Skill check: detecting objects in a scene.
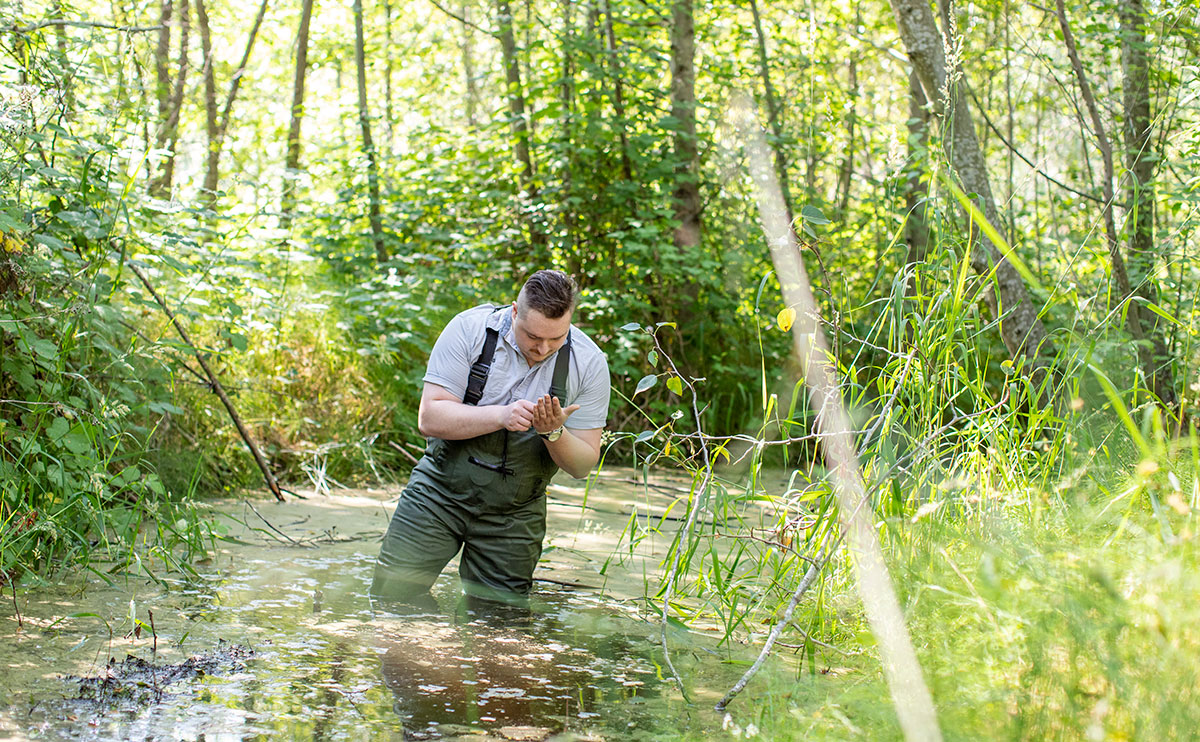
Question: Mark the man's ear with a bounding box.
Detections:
[511,301,519,318]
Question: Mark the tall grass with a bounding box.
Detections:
[603,153,1199,736]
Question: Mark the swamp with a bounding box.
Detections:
[2,0,1200,739]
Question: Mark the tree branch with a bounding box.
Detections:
[964,83,1117,207]
[13,20,161,34]
[427,0,493,36]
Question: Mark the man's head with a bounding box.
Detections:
[511,270,578,365]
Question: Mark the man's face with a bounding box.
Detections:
[511,302,572,365]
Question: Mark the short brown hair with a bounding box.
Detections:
[517,270,578,319]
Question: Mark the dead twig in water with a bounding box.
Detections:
[242,500,304,546]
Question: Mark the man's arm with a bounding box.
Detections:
[531,395,601,479]
[418,383,538,440]
[544,427,602,479]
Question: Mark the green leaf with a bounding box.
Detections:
[34,233,67,251]
[635,430,655,443]
[148,400,185,415]
[647,350,658,367]
[634,374,658,396]
[620,322,642,332]
[800,204,830,225]
[47,416,70,441]
[26,336,58,361]
[667,376,683,395]
[229,332,248,352]
[63,427,93,456]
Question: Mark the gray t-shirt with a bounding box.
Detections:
[423,304,611,430]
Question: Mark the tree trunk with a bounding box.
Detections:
[150,0,188,198]
[152,0,172,173]
[199,0,269,205]
[281,0,315,226]
[1054,0,1175,410]
[601,0,633,181]
[495,0,546,254]
[1120,0,1177,408]
[459,1,480,128]
[889,0,1054,372]
[836,57,858,216]
[903,69,930,302]
[383,0,395,148]
[51,1,73,113]
[560,0,577,259]
[748,0,791,220]
[670,0,700,253]
[196,0,218,199]
[353,0,387,263]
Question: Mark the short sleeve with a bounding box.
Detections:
[566,348,610,430]
[422,310,479,399]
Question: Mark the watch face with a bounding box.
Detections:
[543,428,562,441]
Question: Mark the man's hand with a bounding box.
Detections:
[532,394,581,434]
[498,399,538,431]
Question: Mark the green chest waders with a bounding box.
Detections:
[371,310,571,606]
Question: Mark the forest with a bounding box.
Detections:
[1,0,1199,738]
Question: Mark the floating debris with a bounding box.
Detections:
[66,642,254,706]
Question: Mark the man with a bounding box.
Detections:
[371,270,610,607]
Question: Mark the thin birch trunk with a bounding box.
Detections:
[1054,0,1173,409]
[460,1,480,128]
[903,69,930,302]
[1119,0,1177,408]
[281,0,315,226]
[560,0,578,261]
[199,0,269,204]
[670,0,700,253]
[836,57,858,215]
[150,0,188,198]
[496,0,546,252]
[353,0,387,263]
[383,0,395,148]
[748,0,791,219]
[601,0,632,181]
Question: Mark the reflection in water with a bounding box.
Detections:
[377,590,660,739]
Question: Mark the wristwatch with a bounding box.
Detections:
[539,425,564,442]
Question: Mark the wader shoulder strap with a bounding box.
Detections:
[550,331,572,407]
[463,326,500,406]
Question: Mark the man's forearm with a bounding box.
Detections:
[544,430,599,479]
[418,398,504,440]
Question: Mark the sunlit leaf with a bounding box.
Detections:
[634,374,657,396]
[777,307,796,332]
[667,376,683,395]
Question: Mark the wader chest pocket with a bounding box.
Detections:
[467,456,512,484]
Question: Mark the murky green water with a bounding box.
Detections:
[2,471,748,741]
